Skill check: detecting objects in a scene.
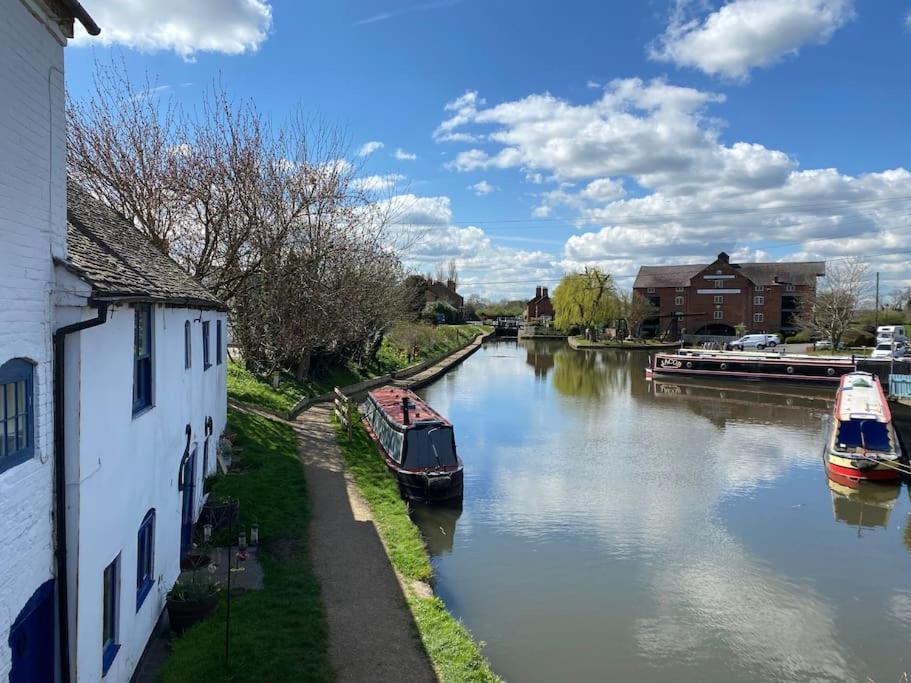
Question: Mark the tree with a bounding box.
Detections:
[552,268,619,331]
[793,259,870,349]
[402,275,429,321]
[618,291,657,338]
[447,259,459,288]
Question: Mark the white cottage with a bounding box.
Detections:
[55,187,228,681]
[0,0,98,681]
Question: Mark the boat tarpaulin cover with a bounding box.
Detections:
[405,426,457,468]
[836,420,891,452]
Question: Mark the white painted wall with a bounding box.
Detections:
[0,0,68,677]
[62,303,227,682]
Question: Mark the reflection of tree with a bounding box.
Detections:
[525,344,555,378]
[552,347,631,399]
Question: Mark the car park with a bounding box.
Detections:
[870,341,907,360]
[729,333,781,351]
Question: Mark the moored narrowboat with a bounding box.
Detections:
[824,372,905,482]
[646,349,855,384]
[362,387,464,503]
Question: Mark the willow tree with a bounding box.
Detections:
[552,267,619,331]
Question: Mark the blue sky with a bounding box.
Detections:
[67,1,911,299]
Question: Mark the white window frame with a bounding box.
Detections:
[713,295,723,304]
[753,312,764,323]
[647,287,656,294]
[715,280,724,288]
[713,310,723,320]
[675,287,685,293]
[754,296,764,306]
[755,285,764,292]
[674,296,684,306]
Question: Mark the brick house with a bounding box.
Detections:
[633,252,825,338]
[426,279,464,319]
[524,286,554,322]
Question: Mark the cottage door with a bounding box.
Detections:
[180,446,198,558]
[9,580,55,683]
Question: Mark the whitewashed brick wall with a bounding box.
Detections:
[0,0,67,677]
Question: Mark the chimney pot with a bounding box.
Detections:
[446,279,456,291]
[543,287,548,298]
[535,286,542,298]
[402,397,410,425]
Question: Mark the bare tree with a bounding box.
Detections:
[619,291,657,338]
[794,259,870,348]
[447,259,459,288]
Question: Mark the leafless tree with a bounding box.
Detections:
[794,259,870,348]
[447,259,459,288]
[619,291,657,338]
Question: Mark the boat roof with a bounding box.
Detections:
[665,349,855,364]
[367,387,451,429]
[836,372,891,423]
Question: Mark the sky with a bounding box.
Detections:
[66,0,911,300]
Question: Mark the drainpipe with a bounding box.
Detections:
[53,302,108,683]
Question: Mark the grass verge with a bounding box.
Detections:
[335,420,500,682]
[228,324,486,414]
[161,410,332,682]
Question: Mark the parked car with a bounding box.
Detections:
[876,325,908,346]
[870,341,907,360]
[813,339,833,350]
[729,334,781,351]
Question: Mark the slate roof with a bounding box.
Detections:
[63,185,226,311]
[634,260,825,289]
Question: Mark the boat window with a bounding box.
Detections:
[836,420,891,452]
[368,401,405,464]
[404,426,457,468]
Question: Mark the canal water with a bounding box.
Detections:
[411,339,911,683]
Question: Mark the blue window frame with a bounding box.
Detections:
[102,555,120,676]
[216,320,223,365]
[0,359,34,473]
[202,321,211,370]
[184,321,192,370]
[133,305,153,414]
[136,510,155,610]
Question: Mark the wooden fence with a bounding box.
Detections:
[333,387,358,436]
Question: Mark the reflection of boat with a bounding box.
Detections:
[826,473,900,529]
[824,372,905,482]
[410,502,462,556]
[647,349,855,384]
[362,388,464,503]
[651,377,833,411]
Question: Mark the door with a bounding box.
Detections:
[180,446,197,557]
[9,580,55,683]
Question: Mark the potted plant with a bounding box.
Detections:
[166,573,220,634]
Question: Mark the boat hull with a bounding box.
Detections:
[824,454,902,482]
[650,352,854,384]
[391,466,464,503]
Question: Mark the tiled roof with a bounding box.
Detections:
[63,185,226,310]
[634,260,825,289]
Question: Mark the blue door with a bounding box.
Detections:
[180,446,197,557]
[9,580,55,683]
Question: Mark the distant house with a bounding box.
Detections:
[633,251,825,338]
[524,286,554,322]
[426,279,464,319]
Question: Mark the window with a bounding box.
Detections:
[713,311,724,320]
[136,510,155,610]
[102,556,120,675]
[754,296,765,306]
[785,284,795,292]
[674,296,684,306]
[202,321,211,370]
[216,320,223,365]
[753,313,764,323]
[133,305,153,415]
[184,321,192,370]
[755,285,764,292]
[713,295,723,304]
[647,287,655,294]
[0,359,34,472]
[203,437,209,478]
[675,287,685,293]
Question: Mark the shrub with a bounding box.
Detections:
[421,301,459,324]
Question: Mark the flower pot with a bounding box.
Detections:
[180,551,211,572]
[167,591,219,635]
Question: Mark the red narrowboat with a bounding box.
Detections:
[362,387,464,503]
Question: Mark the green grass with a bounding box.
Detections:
[161,410,332,682]
[228,324,486,414]
[335,421,500,682]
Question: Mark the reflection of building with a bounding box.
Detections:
[524,286,554,322]
[525,345,555,378]
[633,251,824,337]
[827,475,900,529]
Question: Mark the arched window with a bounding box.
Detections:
[136,509,155,610]
[0,358,34,472]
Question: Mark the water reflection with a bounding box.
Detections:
[826,475,900,530]
[525,345,555,378]
[412,340,911,682]
[410,502,461,556]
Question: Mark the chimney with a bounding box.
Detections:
[402,396,410,425]
[542,287,548,298]
[446,279,456,292]
[718,251,730,264]
[535,286,542,298]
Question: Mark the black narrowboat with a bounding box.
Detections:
[362,387,464,503]
[646,349,856,384]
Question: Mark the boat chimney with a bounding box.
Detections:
[402,396,410,425]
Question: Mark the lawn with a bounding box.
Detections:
[161,410,332,682]
[228,324,486,414]
[335,420,500,682]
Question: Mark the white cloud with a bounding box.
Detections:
[651,0,855,80]
[355,0,463,26]
[393,148,418,161]
[357,141,384,157]
[434,91,486,142]
[352,173,404,192]
[73,0,273,60]
[906,10,911,29]
[468,180,497,196]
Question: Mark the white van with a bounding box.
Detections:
[876,325,907,345]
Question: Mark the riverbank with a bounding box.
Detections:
[568,335,682,350]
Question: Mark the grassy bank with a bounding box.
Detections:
[335,422,500,682]
[162,410,332,682]
[228,323,485,414]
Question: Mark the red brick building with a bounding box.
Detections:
[524,286,554,321]
[633,252,825,338]
[426,279,464,317]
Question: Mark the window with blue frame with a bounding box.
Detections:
[0,359,34,473]
[202,321,211,370]
[184,321,192,370]
[102,555,120,676]
[136,510,155,610]
[133,305,153,414]
[216,320,223,365]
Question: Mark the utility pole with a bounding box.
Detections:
[875,272,880,329]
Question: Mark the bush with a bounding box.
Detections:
[421,300,459,324]
[786,330,812,343]
[844,330,875,348]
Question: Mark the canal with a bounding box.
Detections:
[411,339,911,683]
